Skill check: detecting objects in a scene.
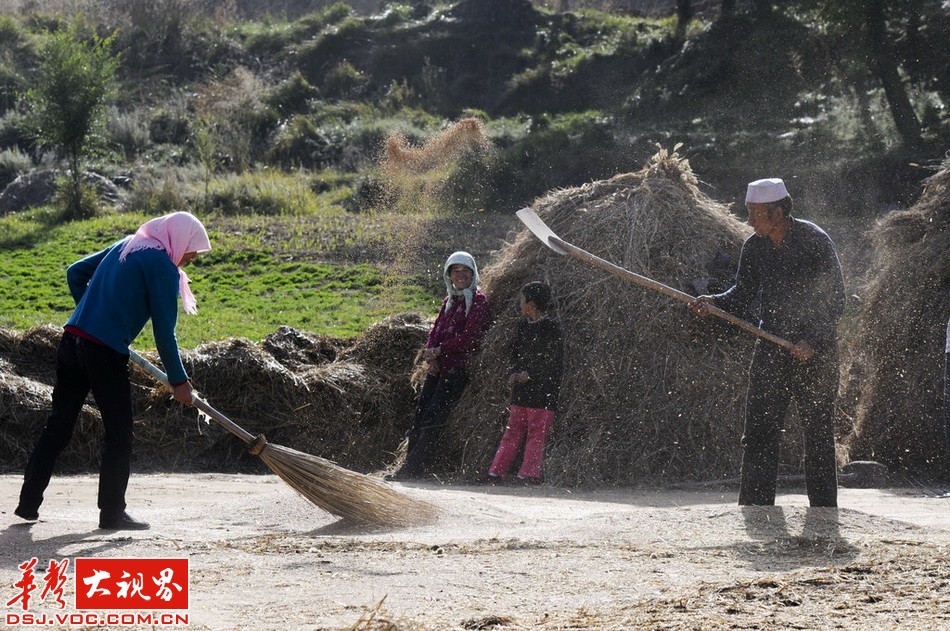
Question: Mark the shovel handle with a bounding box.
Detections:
[515,207,795,351]
[549,236,796,350]
[128,350,255,444]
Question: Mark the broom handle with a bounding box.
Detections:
[548,235,796,351]
[128,350,255,444]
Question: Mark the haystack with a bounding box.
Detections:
[137,314,429,472]
[445,147,769,485]
[1,315,429,475]
[845,157,950,476]
[0,326,104,472]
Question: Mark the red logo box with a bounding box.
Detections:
[74,558,188,610]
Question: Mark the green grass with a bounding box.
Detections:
[0,208,441,349]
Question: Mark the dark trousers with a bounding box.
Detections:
[18,333,134,514]
[399,370,468,476]
[739,342,839,507]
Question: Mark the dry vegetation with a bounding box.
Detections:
[0,316,430,476]
[3,149,949,485]
[445,146,761,485]
[845,156,950,477]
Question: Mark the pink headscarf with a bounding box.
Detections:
[119,211,211,314]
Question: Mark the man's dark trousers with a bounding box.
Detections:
[739,341,839,507]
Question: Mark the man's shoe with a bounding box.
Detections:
[99,511,150,531]
[14,506,39,522]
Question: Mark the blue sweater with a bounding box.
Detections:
[66,239,189,384]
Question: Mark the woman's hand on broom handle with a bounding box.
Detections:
[172,381,195,406]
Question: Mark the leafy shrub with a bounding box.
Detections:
[205,170,320,216]
[269,114,334,168]
[25,21,119,222]
[110,0,196,76]
[296,17,371,85]
[107,106,150,159]
[192,68,278,171]
[149,108,191,145]
[123,167,193,215]
[322,60,369,99]
[0,16,34,116]
[0,63,20,116]
[55,175,99,220]
[241,22,295,60]
[0,109,34,153]
[266,71,318,116]
[0,146,31,189]
[320,2,353,26]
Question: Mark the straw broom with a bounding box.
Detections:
[129,350,436,527]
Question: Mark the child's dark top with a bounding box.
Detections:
[510,317,564,411]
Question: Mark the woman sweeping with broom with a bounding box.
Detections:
[14,211,211,530]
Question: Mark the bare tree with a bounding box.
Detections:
[864,0,924,151]
[677,0,692,36]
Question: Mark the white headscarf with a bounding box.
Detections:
[119,211,211,314]
[443,251,479,315]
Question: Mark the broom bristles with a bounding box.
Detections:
[257,442,437,526]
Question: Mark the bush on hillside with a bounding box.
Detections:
[0,146,31,189]
[266,71,318,116]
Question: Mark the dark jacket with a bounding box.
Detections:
[713,218,845,351]
[510,317,564,411]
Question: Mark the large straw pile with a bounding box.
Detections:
[0,326,105,472]
[444,147,772,485]
[0,315,429,474]
[845,158,950,476]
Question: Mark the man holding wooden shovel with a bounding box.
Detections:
[691,178,845,507]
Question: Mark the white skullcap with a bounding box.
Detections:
[745,178,790,204]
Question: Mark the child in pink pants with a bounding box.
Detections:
[487,282,563,484]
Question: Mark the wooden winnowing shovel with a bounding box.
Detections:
[515,207,794,351]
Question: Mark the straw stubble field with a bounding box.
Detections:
[1,474,947,630]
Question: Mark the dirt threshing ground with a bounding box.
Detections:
[2,473,948,630]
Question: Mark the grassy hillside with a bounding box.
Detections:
[0,0,948,343]
[0,206,517,346]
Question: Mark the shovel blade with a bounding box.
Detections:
[516,207,567,255]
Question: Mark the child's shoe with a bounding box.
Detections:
[480,473,505,486]
[516,476,543,486]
